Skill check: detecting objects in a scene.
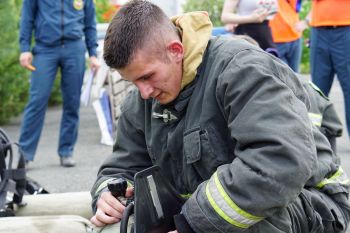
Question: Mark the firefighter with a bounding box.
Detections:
[91,1,350,232]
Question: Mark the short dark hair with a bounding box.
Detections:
[103,0,178,69]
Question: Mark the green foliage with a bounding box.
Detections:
[95,0,110,23]
[95,0,120,23]
[0,0,29,124]
[14,0,22,12]
[182,0,224,27]
[299,1,311,74]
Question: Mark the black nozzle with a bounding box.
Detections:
[108,178,127,198]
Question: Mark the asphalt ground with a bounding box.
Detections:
[1,104,111,193]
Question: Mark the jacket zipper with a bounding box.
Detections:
[61,0,64,47]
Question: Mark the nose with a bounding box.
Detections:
[135,81,154,99]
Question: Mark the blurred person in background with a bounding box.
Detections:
[269,0,308,72]
[309,0,350,139]
[19,0,100,167]
[221,0,278,52]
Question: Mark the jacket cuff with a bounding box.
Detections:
[88,47,97,57]
[182,181,253,233]
[20,43,31,53]
[182,184,224,233]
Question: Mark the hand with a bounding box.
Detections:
[250,8,269,23]
[225,23,237,33]
[90,187,134,227]
[295,20,308,33]
[19,52,35,71]
[89,56,101,72]
[168,231,178,233]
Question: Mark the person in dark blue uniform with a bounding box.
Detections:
[19,0,100,167]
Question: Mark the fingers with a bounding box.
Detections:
[125,186,134,198]
[90,214,107,227]
[91,191,126,226]
[90,63,100,71]
[19,52,36,71]
[99,198,124,219]
[257,8,269,20]
[101,192,126,216]
[89,56,101,71]
[19,52,33,69]
[253,8,269,21]
[19,56,29,68]
[295,21,308,33]
[225,23,237,32]
[90,215,103,227]
[91,208,120,226]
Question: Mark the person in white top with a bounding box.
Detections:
[221,0,278,52]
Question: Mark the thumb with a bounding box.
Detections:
[125,186,134,198]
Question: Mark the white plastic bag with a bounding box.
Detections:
[80,70,96,107]
[92,89,114,146]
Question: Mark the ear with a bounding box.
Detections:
[167,40,184,62]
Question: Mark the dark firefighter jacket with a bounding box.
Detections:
[91,35,349,232]
[93,38,344,232]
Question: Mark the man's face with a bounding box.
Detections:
[118,43,183,105]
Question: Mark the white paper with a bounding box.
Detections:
[80,69,95,106]
[92,100,114,146]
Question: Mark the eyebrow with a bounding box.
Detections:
[135,72,153,81]
[120,72,151,82]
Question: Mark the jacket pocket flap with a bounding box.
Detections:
[184,130,201,164]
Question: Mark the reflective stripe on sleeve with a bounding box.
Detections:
[205,172,264,229]
[308,113,323,127]
[316,167,350,189]
[180,193,192,199]
[95,178,115,194]
[309,81,329,100]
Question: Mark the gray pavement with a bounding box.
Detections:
[1,105,112,193]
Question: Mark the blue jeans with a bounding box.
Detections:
[276,38,302,72]
[19,40,86,161]
[310,26,350,137]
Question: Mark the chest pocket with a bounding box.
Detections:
[183,127,227,185]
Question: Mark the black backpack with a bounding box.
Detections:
[0,128,27,217]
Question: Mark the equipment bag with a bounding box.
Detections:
[0,128,27,217]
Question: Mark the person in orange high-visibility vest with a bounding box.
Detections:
[269,0,307,72]
[309,0,350,139]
